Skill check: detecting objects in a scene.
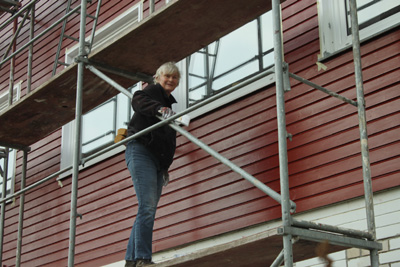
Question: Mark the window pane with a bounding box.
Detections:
[261,12,275,68]
[0,148,15,196]
[116,83,139,129]
[188,84,207,104]
[213,61,259,90]
[82,99,116,153]
[188,51,207,89]
[81,83,140,154]
[116,93,130,129]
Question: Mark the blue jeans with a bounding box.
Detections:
[125,140,164,261]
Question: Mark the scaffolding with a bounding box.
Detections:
[0,0,383,266]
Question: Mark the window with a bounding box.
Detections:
[60,83,141,175]
[318,0,400,58]
[186,11,275,109]
[0,148,16,198]
[0,82,21,198]
[0,83,21,111]
[82,84,139,155]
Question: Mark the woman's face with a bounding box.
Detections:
[158,72,179,95]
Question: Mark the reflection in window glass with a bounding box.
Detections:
[187,11,274,106]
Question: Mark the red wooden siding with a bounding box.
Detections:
[1,0,399,266]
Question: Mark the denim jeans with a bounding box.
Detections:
[125,140,164,261]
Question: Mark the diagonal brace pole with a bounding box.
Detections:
[289,73,358,107]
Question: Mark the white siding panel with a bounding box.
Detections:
[380,249,400,264]
[377,224,400,240]
[348,255,374,267]
[391,237,400,250]
[292,187,400,267]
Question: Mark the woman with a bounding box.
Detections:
[124,62,180,267]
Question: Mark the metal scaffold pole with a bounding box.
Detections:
[27,5,35,94]
[149,0,155,14]
[0,148,9,264]
[16,150,28,267]
[348,0,379,266]
[271,0,293,266]
[68,0,87,266]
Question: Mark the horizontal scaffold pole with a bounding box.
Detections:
[0,166,73,204]
[292,219,373,240]
[278,226,382,251]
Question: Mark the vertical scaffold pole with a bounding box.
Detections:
[150,0,155,14]
[68,0,87,266]
[348,0,379,266]
[27,6,35,94]
[8,19,17,106]
[16,150,28,267]
[271,0,293,266]
[0,148,9,264]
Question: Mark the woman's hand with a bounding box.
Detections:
[159,107,175,119]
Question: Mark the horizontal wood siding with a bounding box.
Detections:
[1,0,399,266]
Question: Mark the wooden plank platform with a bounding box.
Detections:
[0,0,282,149]
[152,227,351,267]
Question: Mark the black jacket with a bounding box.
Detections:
[127,83,177,170]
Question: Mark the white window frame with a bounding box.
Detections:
[0,82,21,112]
[317,0,400,59]
[0,82,21,199]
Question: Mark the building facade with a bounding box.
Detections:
[0,0,399,266]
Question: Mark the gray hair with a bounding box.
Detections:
[154,62,181,84]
